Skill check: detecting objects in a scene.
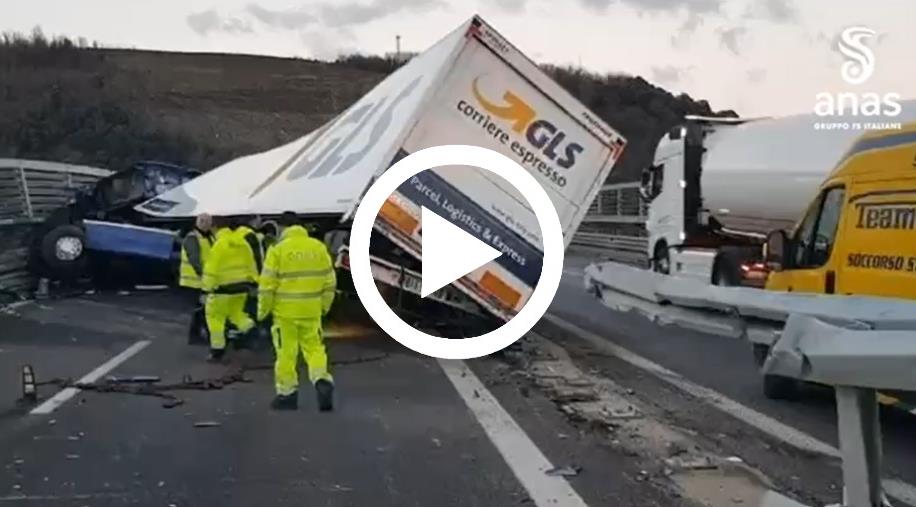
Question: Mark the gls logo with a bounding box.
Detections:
[471,77,584,169]
[814,26,901,119]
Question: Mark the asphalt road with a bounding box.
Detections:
[553,251,916,504]
[1,252,911,506]
[0,290,672,507]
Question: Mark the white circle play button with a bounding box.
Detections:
[419,206,503,298]
[348,144,564,359]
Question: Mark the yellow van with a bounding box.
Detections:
[760,122,916,400]
[765,122,916,298]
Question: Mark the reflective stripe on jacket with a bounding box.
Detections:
[257,225,336,320]
[179,229,212,289]
[202,228,258,293]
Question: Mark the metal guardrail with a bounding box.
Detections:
[765,315,916,507]
[582,182,647,225]
[571,232,648,253]
[0,159,112,296]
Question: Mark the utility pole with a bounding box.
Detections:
[396,35,401,60]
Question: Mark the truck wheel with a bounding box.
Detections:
[652,242,670,274]
[712,252,741,286]
[39,225,89,281]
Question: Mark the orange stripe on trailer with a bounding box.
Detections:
[479,271,521,309]
[380,199,419,236]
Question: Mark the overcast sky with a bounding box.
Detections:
[3,0,914,116]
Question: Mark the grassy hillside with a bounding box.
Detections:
[0,32,736,182]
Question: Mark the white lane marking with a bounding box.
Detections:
[545,313,838,456]
[0,493,128,502]
[439,359,589,507]
[545,314,916,504]
[30,340,151,415]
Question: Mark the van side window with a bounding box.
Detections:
[792,187,845,268]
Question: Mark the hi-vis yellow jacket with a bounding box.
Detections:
[178,229,212,289]
[257,226,336,320]
[235,225,265,273]
[202,228,259,293]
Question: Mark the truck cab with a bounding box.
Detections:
[765,123,916,299]
[31,161,201,283]
[640,116,763,285]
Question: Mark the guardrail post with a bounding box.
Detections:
[835,386,884,507]
[18,165,34,220]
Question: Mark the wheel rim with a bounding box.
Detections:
[55,236,83,261]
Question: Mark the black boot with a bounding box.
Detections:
[315,380,334,412]
[208,348,225,362]
[270,393,298,411]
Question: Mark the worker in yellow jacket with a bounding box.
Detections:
[202,217,258,361]
[178,213,214,345]
[257,211,337,411]
[178,213,214,290]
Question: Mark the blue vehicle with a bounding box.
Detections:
[31,161,202,284]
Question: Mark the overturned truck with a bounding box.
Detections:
[135,15,628,331]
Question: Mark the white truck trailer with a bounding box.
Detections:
[136,15,628,329]
[639,106,916,287]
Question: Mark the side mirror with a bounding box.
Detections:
[764,230,789,272]
[639,169,653,202]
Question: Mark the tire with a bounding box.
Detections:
[39,224,89,281]
[712,251,741,287]
[652,242,670,274]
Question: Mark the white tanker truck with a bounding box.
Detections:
[639,104,916,287]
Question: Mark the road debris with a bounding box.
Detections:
[664,455,718,471]
[724,456,744,464]
[104,375,161,384]
[135,285,169,290]
[545,465,581,477]
[65,454,80,460]
[193,421,221,428]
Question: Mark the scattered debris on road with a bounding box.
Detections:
[193,421,221,428]
[104,375,161,384]
[545,465,582,477]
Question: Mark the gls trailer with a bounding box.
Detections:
[136,15,628,328]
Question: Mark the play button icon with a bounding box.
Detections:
[348,145,564,360]
[420,207,502,298]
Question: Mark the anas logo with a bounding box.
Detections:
[471,77,584,169]
[813,25,901,129]
[838,26,876,85]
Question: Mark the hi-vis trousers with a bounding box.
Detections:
[205,293,255,350]
[271,317,333,396]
